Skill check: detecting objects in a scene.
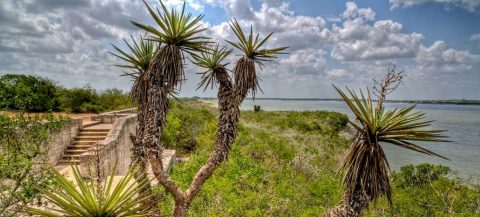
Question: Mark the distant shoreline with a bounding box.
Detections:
[195,98,480,106]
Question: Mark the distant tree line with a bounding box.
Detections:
[0,74,132,113]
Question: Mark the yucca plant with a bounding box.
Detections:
[132,0,210,89]
[192,45,232,91]
[326,84,450,217]
[110,35,157,211]
[27,164,154,217]
[226,19,287,97]
[128,1,210,216]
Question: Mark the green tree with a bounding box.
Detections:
[0,74,60,112]
[59,86,102,113]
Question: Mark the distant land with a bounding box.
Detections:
[192,97,480,106]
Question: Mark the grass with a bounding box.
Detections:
[154,100,480,216]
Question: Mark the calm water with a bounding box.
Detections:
[208,99,480,178]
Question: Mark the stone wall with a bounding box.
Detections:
[91,108,136,124]
[47,118,82,165]
[79,114,137,175]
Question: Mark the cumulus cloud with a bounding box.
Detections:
[471,33,480,43]
[0,0,153,89]
[208,1,328,51]
[0,0,479,98]
[413,41,480,74]
[329,3,424,62]
[389,0,480,12]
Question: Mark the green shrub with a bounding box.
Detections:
[393,163,451,188]
[0,113,68,215]
[0,74,60,112]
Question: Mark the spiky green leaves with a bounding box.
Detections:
[192,45,232,91]
[334,85,450,207]
[226,19,287,60]
[110,35,156,79]
[132,0,209,54]
[27,164,154,216]
[226,19,287,97]
[334,85,450,159]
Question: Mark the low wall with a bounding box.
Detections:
[47,118,82,165]
[80,114,137,176]
[91,108,136,124]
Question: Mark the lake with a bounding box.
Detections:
[206,99,480,178]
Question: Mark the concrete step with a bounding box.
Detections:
[67,145,95,150]
[78,132,109,136]
[65,149,88,154]
[73,141,101,145]
[81,128,110,133]
[81,121,101,128]
[58,159,80,165]
[75,136,106,141]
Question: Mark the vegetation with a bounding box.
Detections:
[27,164,155,216]
[156,100,480,216]
[0,74,132,113]
[326,69,450,216]
[0,74,60,112]
[0,113,67,216]
[110,34,158,211]
[110,0,288,215]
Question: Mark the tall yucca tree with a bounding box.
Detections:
[226,19,288,100]
[110,35,158,215]
[325,86,450,217]
[178,23,287,216]
[130,1,209,216]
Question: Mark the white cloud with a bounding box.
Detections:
[413,41,480,74]
[329,3,424,62]
[208,1,327,50]
[471,33,480,43]
[0,0,479,99]
[389,0,480,12]
[278,48,327,75]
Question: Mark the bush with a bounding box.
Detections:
[0,74,60,112]
[393,163,451,188]
[59,87,132,113]
[0,113,68,215]
[58,86,101,113]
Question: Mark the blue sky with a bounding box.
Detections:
[1,0,479,99]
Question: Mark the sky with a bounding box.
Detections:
[1,0,480,100]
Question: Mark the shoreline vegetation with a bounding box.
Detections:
[158,100,480,216]
[196,97,480,106]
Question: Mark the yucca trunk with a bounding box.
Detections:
[325,188,371,217]
[233,57,257,103]
[326,134,391,217]
[130,79,162,216]
[167,67,237,217]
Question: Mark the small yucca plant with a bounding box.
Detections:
[192,45,232,91]
[110,35,157,104]
[226,19,287,97]
[110,34,156,79]
[131,0,210,89]
[327,85,450,216]
[27,164,154,216]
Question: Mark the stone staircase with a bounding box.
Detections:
[57,121,111,165]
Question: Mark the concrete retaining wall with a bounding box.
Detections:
[80,114,137,175]
[47,118,82,165]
